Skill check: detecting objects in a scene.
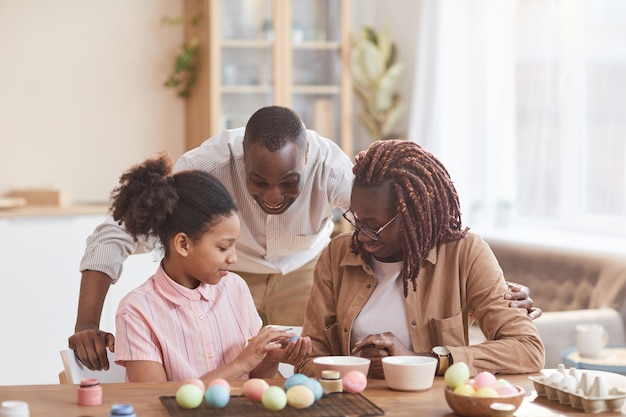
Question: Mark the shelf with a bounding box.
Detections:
[0,204,108,219]
[221,85,274,94]
[292,41,341,50]
[293,85,341,94]
[221,39,274,48]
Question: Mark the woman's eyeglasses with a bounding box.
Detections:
[341,208,399,241]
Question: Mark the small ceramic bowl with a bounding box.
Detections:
[444,385,525,417]
[381,356,438,391]
[312,356,371,378]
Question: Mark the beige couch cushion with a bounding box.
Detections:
[476,239,626,369]
[488,239,626,321]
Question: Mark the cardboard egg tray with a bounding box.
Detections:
[529,366,626,414]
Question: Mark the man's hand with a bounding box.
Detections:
[68,329,115,371]
[70,270,115,370]
[505,281,542,320]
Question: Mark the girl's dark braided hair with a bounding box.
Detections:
[351,140,468,296]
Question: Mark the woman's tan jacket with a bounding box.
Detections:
[295,232,545,376]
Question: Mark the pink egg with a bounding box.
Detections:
[242,378,269,402]
[342,370,367,394]
[473,371,497,389]
[183,378,205,392]
[208,378,231,394]
[467,378,477,389]
[496,384,519,396]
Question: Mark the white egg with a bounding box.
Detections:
[558,375,577,393]
[547,372,564,387]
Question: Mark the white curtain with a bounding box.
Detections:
[408,0,626,239]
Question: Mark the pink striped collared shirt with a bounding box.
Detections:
[114,265,262,381]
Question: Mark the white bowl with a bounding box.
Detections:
[381,356,438,391]
[312,356,371,378]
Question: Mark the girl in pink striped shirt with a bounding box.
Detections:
[109,153,311,383]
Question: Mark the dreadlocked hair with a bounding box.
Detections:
[351,139,468,297]
[109,152,237,257]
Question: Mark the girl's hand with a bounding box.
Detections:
[266,334,312,365]
[239,327,291,371]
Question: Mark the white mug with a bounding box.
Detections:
[575,323,608,358]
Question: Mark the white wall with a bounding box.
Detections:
[0,1,186,203]
[0,214,160,385]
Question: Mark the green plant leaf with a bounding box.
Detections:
[162,16,183,26]
[374,88,391,113]
[362,26,377,44]
[377,26,393,67]
[190,13,202,27]
[359,42,385,82]
[351,61,371,89]
[378,62,405,92]
[381,102,407,137]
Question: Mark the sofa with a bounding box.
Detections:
[476,238,626,368]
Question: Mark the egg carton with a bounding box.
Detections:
[528,364,626,414]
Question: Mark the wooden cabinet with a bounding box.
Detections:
[185,0,353,157]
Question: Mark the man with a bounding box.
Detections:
[69,106,539,371]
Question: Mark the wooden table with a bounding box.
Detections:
[0,373,623,417]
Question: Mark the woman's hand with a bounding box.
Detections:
[351,332,413,379]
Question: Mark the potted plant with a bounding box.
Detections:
[351,25,407,141]
[162,13,202,98]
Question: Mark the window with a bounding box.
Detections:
[408,0,626,243]
[515,0,626,235]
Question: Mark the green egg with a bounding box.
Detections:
[261,386,287,411]
[175,384,204,409]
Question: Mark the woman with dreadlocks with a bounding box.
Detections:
[295,140,544,379]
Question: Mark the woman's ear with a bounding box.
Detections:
[173,232,190,257]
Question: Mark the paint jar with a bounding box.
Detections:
[319,370,343,394]
[77,378,102,406]
[0,400,30,417]
[109,404,136,417]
